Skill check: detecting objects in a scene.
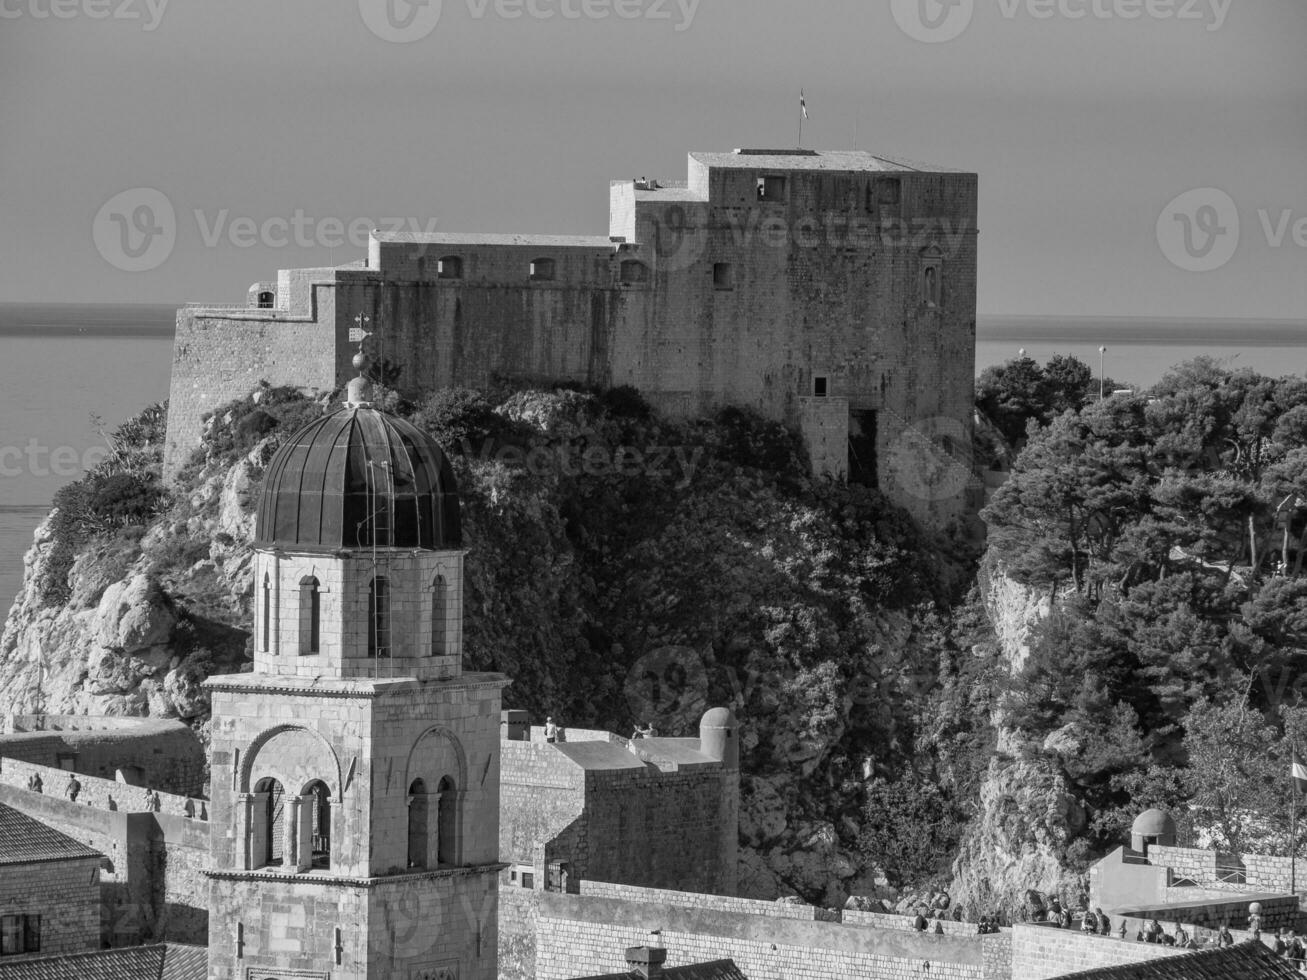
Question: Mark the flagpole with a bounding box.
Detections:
[798,97,804,148]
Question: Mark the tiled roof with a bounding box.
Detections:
[690,149,961,173]
[573,959,748,980]
[0,804,102,865]
[1050,940,1301,978]
[0,943,205,980]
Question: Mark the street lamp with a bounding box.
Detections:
[1099,346,1108,400]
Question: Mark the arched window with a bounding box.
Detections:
[437,776,457,867]
[431,576,448,656]
[257,290,274,309]
[407,778,429,869]
[304,780,331,870]
[253,777,285,868]
[299,578,320,655]
[369,577,390,658]
[261,574,271,652]
[530,258,556,281]
[921,248,944,308]
[923,265,940,306]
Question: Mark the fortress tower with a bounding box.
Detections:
[166,148,980,529]
[205,357,509,980]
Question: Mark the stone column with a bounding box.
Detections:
[237,793,255,870]
[249,792,270,869]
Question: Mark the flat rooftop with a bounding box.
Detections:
[690,149,964,173]
[372,232,616,248]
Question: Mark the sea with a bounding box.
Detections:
[1,304,1305,612]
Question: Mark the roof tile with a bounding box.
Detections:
[0,803,102,866]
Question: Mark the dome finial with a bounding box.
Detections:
[346,318,375,410]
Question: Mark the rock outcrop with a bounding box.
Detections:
[946,558,1086,917]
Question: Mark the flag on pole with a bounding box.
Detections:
[1293,751,1307,794]
[800,90,809,120]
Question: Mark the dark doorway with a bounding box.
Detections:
[848,411,878,487]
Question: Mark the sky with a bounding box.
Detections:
[1,0,1304,319]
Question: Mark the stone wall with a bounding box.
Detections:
[499,735,737,896]
[582,763,737,895]
[535,885,1004,980]
[0,855,101,960]
[0,717,206,796]
[582,881,836,921]
[843,909,998,937]
[0,754,205,818]
[0,783,209,945]
[1107,843,1307,901]
[1008,923,1186,980]
[1115,894,1301,933]
[165,284,339,481]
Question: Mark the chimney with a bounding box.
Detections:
[624,945,667,980]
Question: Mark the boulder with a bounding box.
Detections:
[93,574,177,655]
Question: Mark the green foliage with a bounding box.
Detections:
[976,353,1113,446]
[859,776,963,888]
[411,388,510,453]
[37,405,171,606]
[705,405,810,478]
[986,357,1307,863]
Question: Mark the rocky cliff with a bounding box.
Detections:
[0,387,969,907]
[945,558,1089,917]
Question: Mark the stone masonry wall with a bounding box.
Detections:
[536,889,991,980]
[0,755,204,817]
[581,881,835,921]
[0,855,102,960]
[843,909,999,937]
[1142,844,1307,896]
[582,764,736,895]
[0,718,206,796]
[0,783,209,946]
[1009,923,1186,980]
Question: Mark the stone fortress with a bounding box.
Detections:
[164,149,981,528]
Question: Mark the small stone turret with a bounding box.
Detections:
[1131,808,1177,852]
[699,707,738,770]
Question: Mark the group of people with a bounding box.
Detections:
[1133,917,1219,947]
[1038,898,1112,935]
[1272,929,1307,963]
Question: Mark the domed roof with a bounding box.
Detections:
[255,406,460,552]
[700,707,737,728]
[1132,808,1177,837]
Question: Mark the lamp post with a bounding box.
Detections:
[1099,346,1108,400]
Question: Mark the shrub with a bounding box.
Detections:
[412,388,505,453]
[709,406,809,477]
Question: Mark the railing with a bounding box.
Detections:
[1215,865,1247,885]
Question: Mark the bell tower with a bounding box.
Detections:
[206,359,508,980]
